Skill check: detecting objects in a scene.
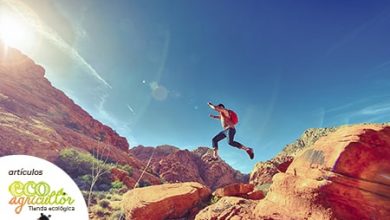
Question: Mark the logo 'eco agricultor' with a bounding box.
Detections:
[8,180,75,214]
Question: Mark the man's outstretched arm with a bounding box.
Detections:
[208,102,217,110]
[209,114,220,119]
[208,102,229,115]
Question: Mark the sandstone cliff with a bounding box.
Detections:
[254,124,390,219]
[250,127,337,187]
[0,43,144,168]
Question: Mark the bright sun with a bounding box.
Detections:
[0,13,33,48]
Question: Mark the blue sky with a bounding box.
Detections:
[1,0,390,173]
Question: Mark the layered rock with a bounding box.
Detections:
[122,182,211,220]
[254,124,390,219]
[195,197,257,220]
[250,127,337,188]
[111,167,162,189]
[0,44,143,168]
[276,127,338,158]
[130,145,179,163]
[130,146,248,189]
[214,183,264,200]
[199,149,248,190]
[249,156,293,187]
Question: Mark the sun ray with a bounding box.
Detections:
[0,9,34,49]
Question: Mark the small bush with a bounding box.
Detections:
[56,148,113,191]
[209,195,221,205]
[111,180,124,189]
[95,206,106,217]
[109,192,123,201]
[99,199,110,209]
[97,192,106,200]
[75,174,93,190]
[57,148,97,176]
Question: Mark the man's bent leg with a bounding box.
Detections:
[212,131,226,159]
[228,128,254,159]
[227,128,245,149]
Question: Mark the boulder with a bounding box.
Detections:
[245,190,265,200]
[214,183,253,197]
[122,182,211,220]
[214,183,264,201]
[254,124,390,220]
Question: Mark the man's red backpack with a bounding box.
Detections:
[228,110,239,125]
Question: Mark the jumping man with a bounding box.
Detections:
[208,102,254,160]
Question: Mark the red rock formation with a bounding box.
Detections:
[214,183,253,197]
[111,167,162,189]
[122,182,211,220]
[254,124,390,219]
[130,146,248,189]
[0,44,144,168]
[245,190,265,200]
[195,197,257,220]
[156,149,207,184]
[214,183,265,201]
[250,127,336,188]
[130,145,179,163]
[249,156,293,187]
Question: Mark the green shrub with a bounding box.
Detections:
[111,180,124,189]
[56,148,112,191]
[75,174,92,190]
[57,148,111,175]
[80,174,93,183]
[209,195,221,205]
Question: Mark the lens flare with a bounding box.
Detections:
[0,12,33,48]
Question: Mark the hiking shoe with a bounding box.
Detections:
[246,148,254,159]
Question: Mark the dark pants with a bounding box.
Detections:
[212,127,243,150]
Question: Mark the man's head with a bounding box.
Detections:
[217,104,225,109]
